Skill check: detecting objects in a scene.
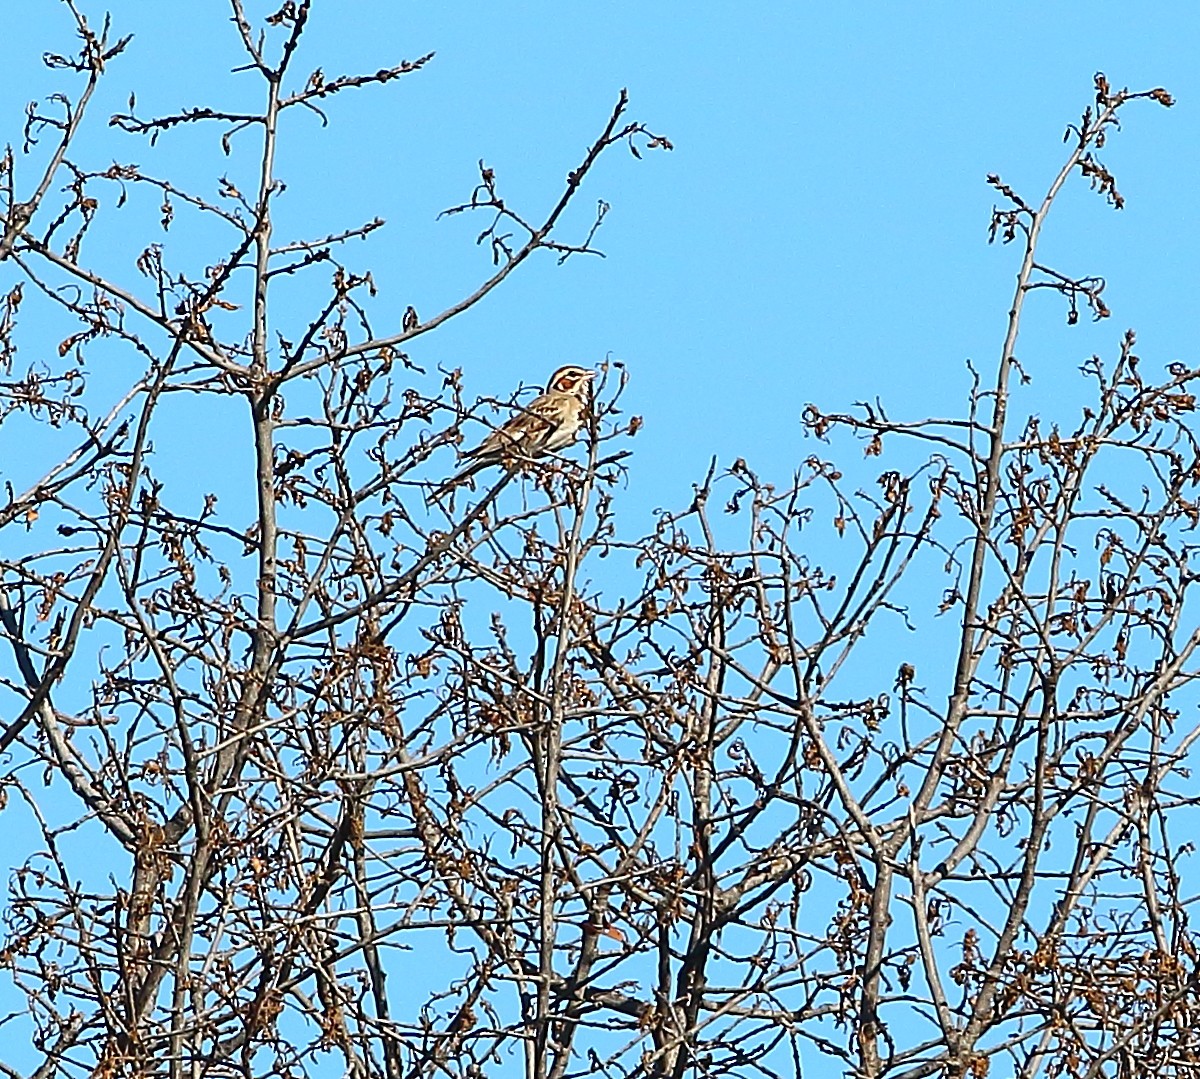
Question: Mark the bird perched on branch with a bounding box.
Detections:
[431,364,596,499]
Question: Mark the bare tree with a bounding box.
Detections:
[1,6,1196,1079]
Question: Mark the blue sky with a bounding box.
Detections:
[5,1,1197,513]
[1,2,1199,1071]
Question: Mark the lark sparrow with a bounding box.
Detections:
[432,364,595,497]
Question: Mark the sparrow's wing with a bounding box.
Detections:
[430,392,578,504]
[469,391,566,460]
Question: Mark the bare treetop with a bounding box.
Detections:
[2,8,1198,1079]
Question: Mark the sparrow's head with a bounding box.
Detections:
[547,365,596,395]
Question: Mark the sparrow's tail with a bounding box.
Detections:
[426,456,490,505]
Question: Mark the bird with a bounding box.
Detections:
[431,364,596,499]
